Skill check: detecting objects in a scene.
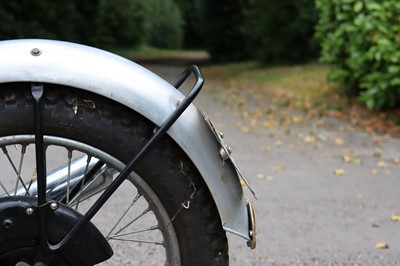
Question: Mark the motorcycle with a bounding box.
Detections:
[0,39,256,265]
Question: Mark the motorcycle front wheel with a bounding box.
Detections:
[0,83,228,266]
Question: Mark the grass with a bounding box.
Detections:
[203,62,347,110]
[202,62,400,136]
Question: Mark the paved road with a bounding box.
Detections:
[147,64,400,265]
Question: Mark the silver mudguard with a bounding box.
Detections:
[0,39,255,247]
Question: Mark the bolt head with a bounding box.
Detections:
[30,48,42,56]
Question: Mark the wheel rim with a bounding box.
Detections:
[0,135,180,265]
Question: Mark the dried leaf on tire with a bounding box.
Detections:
[375,242,389,249]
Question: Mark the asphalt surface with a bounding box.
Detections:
[1,63,398,265]
[146,64,400,265]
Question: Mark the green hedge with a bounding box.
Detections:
[316,0,400,110]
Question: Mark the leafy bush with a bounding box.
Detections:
[316,1,400,110]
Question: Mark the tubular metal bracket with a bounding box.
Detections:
[45,65,204,252]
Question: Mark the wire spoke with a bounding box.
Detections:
[108,225,159,239]
[68,166,109,206]
[66,150,73,204]
[13,145,27,196]
[2,146,30,195]
[107,238,164,245]
[106,193,142,238]
[75,155,92,210]
[0,180,9,196]
[111,207,151,238]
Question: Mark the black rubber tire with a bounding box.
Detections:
[0,83,229,266]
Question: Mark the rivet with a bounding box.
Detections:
[2,219,13,229]
[50,202,59,211]
[30,48,42,56]
[26,207,34,216]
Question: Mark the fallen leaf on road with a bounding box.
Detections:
[342,147,354,154]
[317,134,328,141]
[343,155,363,165]
[393,157,400,164]
[263,147,272,153]
[343,155,352,163]
[373,148,382,157]
[304,134,317,143]
[333,137,344,145]
[275,140,282,147]
[375,242,389,249]
[240,126,250,133]
[377,161,387,168]
[391,214,400,221]
[256,174,265,179]
[256,174,273,180]
[334,169,346,176]
[262,120,277,128]
[371,169,378,175]
[273,166,283,173]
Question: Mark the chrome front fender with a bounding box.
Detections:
[0,39,255,247]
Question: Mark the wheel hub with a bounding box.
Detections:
[0,196,113,265]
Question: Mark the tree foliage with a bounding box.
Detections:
[177,0,319,63]
[143,0,184,49]
[250,0,319,64]
[201,0,253,62]
[0,0,80,41]
[0,0,184,49]
[174,0,206,49]
[96,0,146,47]
[316,0,400,109]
